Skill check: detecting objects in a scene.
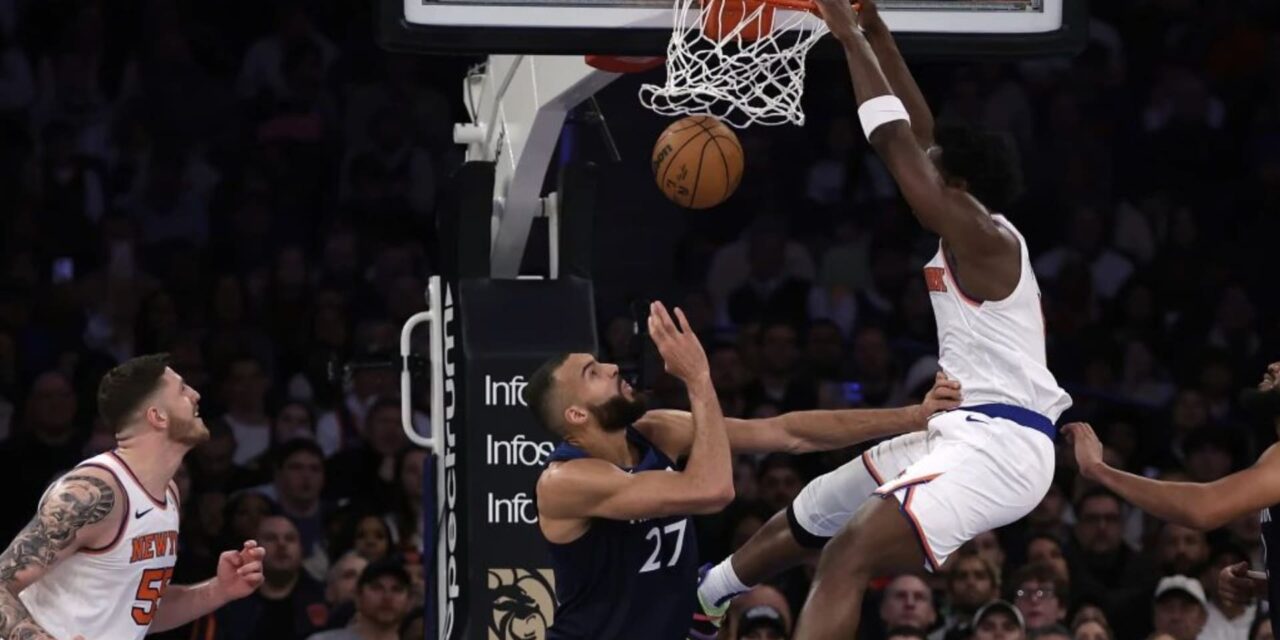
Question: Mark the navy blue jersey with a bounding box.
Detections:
[544,427,698,640]
[1264,506,1280,634]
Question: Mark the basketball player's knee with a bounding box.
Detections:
[819,522,877,575]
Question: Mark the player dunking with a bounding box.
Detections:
[0,354,265,640]
[694,2,1072,638]
[528,302,962,639]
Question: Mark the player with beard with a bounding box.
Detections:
[528,303,962,639]
[0,354,267,640]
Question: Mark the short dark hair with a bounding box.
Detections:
[933,124,1023,213]
[526,353,571,435]
[948,550,1000,590]
[1075,486,1123,515]
[273,438,325,470]
[885,627,928,640]
[98,353,171,433]
[1009,562,1069,604]
[359,557,411,590]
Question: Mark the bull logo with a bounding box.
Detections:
[488,568,555,640]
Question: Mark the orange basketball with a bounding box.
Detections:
[651,115,744,210]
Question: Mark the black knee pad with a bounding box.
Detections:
[786,502,831,550]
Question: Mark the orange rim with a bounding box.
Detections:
[734,0,859,13]
[584,55,666,73]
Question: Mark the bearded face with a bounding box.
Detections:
[587,390,649,433]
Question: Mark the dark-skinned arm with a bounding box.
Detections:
[859,0,934,148]
[813,0,1014,267]
[1068,423,1280,531]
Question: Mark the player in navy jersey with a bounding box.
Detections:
[1066,361,1280,637]
[527,302,963,639]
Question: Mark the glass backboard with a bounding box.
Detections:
[378,0,1086,57]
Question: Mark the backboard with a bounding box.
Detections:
[378,0,1087,58]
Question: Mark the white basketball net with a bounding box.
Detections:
[639,0,829,128]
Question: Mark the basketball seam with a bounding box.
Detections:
[707,135,736,205]
[687,118,723,208]
[688,136,714,208]
[659,117,716,202]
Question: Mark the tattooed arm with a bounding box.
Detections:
[0,470,120,640]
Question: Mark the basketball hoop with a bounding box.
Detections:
[639,0,834,128]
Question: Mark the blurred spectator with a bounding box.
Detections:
[261,439,331,580]
[880,573,938,634]
[707,214,815,325]
[744,323,816,414]
[756,453,805,514]
[967,531,1008,577]
[332,512,393,563]
[933,551,999,640]
[1010,563,1069,633]
[212,515,329,639]
[0,370,84,539]
[1066,488,1155,639]
[1199,545,1255,640]
[972,600,1026,640]
[325,551,369,612]
[1025,533,1071,588]
[222,353,274,465]
[273,400,318,446]
[726,586,793,640]
[711,343,751,418]
[1071,619,1112,640]
[307,559,413,640]
[237,1,337,102]
[1033,206,1134,301]
[327,398,409,508]
[1153,522,1209,577]
[1151,576,1209,640]
[386,447,426,552]
[736,604,790,640]
[223,491,277,551]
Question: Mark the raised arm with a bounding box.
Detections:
[539,302,733,520]
[813,0,1015,270]
[858,0,934,148]
[637,372,962,455]
[1068,423,1280,531]
[1,470,121,640]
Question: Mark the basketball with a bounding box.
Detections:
[651,115,744,210]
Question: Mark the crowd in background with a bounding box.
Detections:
[2,0,1280,639]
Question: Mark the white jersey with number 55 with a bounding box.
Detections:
[19,451,181,640]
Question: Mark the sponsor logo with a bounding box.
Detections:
[443,284,461,638]
[488,568,555,640]
[487,434,554,467]
[488,492,538,525]
[485,375,528,407]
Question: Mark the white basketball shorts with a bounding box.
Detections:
[787,404,1056,571]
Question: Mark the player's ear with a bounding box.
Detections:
[563,404,589,427]
[144,404,167,430]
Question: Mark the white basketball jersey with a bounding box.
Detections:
[923,215,1072,423]
[19,451,181,640]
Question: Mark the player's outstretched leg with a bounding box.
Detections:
[792,495,925,640]
[691,510,820,637]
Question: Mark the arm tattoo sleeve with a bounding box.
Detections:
[0,474,116,638]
